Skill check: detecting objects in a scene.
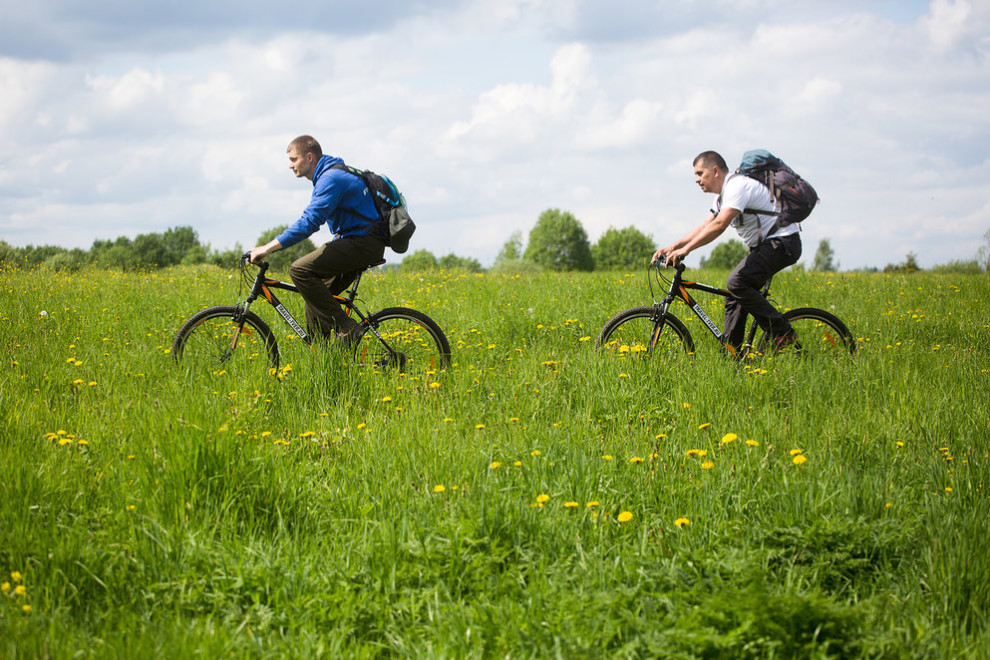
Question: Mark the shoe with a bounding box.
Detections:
[335,324,366,351]
[771,331,801,353]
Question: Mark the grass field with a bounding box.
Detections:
[2,263,988,658]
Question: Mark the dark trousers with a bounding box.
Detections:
[723,234,802,349]
[289,234,386,340]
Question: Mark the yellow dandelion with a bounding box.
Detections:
[617,511,634,523]
[586,501,600,508]
[433,484,446,493]
[630,456,644,464]
[429,382,441,389]
[578,336,591,342]
[655,433,667,440]
[682,403,691,409]
[536,494,550,504]
[1,582,9,593]
[299,431,315,438]
[720,433,738,445]
[489,461,502,469]
[698,423,711,430]
[14,585,26,596]
[686,449,700,457]
[674,517,690,527]
[475,424,485,430]
[789,448,803,456]
[9,572,20,583]
[895,441,904,447]
[603,454,613,461]
[745,440,759,447]
[513,460,522,467]
[381,396,392,402]
[531,450,541,456]
[564,501,579,508]
[945,487,953,493]
[792,455,808,465]
[22,605,31,613]
[701,461,714,470]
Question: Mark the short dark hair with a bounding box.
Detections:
[693,151,727,171]
[288,135,322,158]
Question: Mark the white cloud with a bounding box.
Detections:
[1,2,988,271]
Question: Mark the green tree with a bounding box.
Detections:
[401,249,439,272]
[524,208,593,272]
[812,238,838,272]
[700,239,747,270]
[977,228,990,272]
[439,253,483,272]
[256,226,316,273]
[494,231,524,265]
[884,251,920,274]
[592,226,655,271]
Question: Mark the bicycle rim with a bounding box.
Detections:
[354,307,451,377]
[756,308,855,358]
[172,306,279,378]
[596,307,694,363]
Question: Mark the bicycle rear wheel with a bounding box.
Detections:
[596,306,694,362]
[755,307,855,357]
[172,305,279,377]
[354,307,451,376]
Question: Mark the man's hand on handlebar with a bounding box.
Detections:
[651,247,686,268]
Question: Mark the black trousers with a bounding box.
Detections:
[288,234,387,339]
[723,234,802,349]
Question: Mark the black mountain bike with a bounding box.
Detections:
[172,256,451,377]
[596,263,855,360]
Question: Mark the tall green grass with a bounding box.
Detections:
[1,264,988,657]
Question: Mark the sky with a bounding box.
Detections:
[1,0,988,270]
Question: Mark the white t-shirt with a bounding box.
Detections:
[716,174,798,248]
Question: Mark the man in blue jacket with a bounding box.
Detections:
[249,135,386,346]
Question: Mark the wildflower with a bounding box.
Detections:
[617,511,633,523]
[720,433,737,445]
[9,572,21,584]
[945,487,953,493]
[745,440,759,447]
[793,455,808,465]
[686,449,701,457]
[531,450,541,456]
[619,373,628,378]
[578,336,591,342]
[489,461,502,469]
[603,454,613,461]
[381,396,392,402]
[1,582,9,593]
[701,461,714,470]
[14,585,26,596]
[564,501,579,508]
[789,448,803,456]
[475,424,485,430]
[429,382,441,389]
[895,441,904,447]
[586,501,600,508]
[674,517,691,527]
[682,403,691,409]
[299,431,315,438]
[433,485,446,493]
[698,423,711,430]
[655,433,667,440]
[630,456,644,464]
[513,461,522,467]
[536,494,550,504]
[22,605,31,613]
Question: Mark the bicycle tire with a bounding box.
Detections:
[354,307,452,375]
[596,306,695,360]
[755,307,855,357]
[171,305,280,377]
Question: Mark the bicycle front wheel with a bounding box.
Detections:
[756,307,855,357]
[355,307,451,376]
[596,306,694,362]
[172,305,279,377]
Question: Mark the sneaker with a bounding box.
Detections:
[335,324,366,351]
[771,330,801,353]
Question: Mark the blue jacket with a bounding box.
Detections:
[276,155,379,248]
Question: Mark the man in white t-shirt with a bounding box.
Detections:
[651,151,802,353]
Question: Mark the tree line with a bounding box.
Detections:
[2,214,988,274]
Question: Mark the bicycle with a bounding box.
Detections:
[172,256,452,377]
[596,262,855,360]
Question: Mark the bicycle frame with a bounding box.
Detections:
[656,264,772,351]
[238,258,382,346]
